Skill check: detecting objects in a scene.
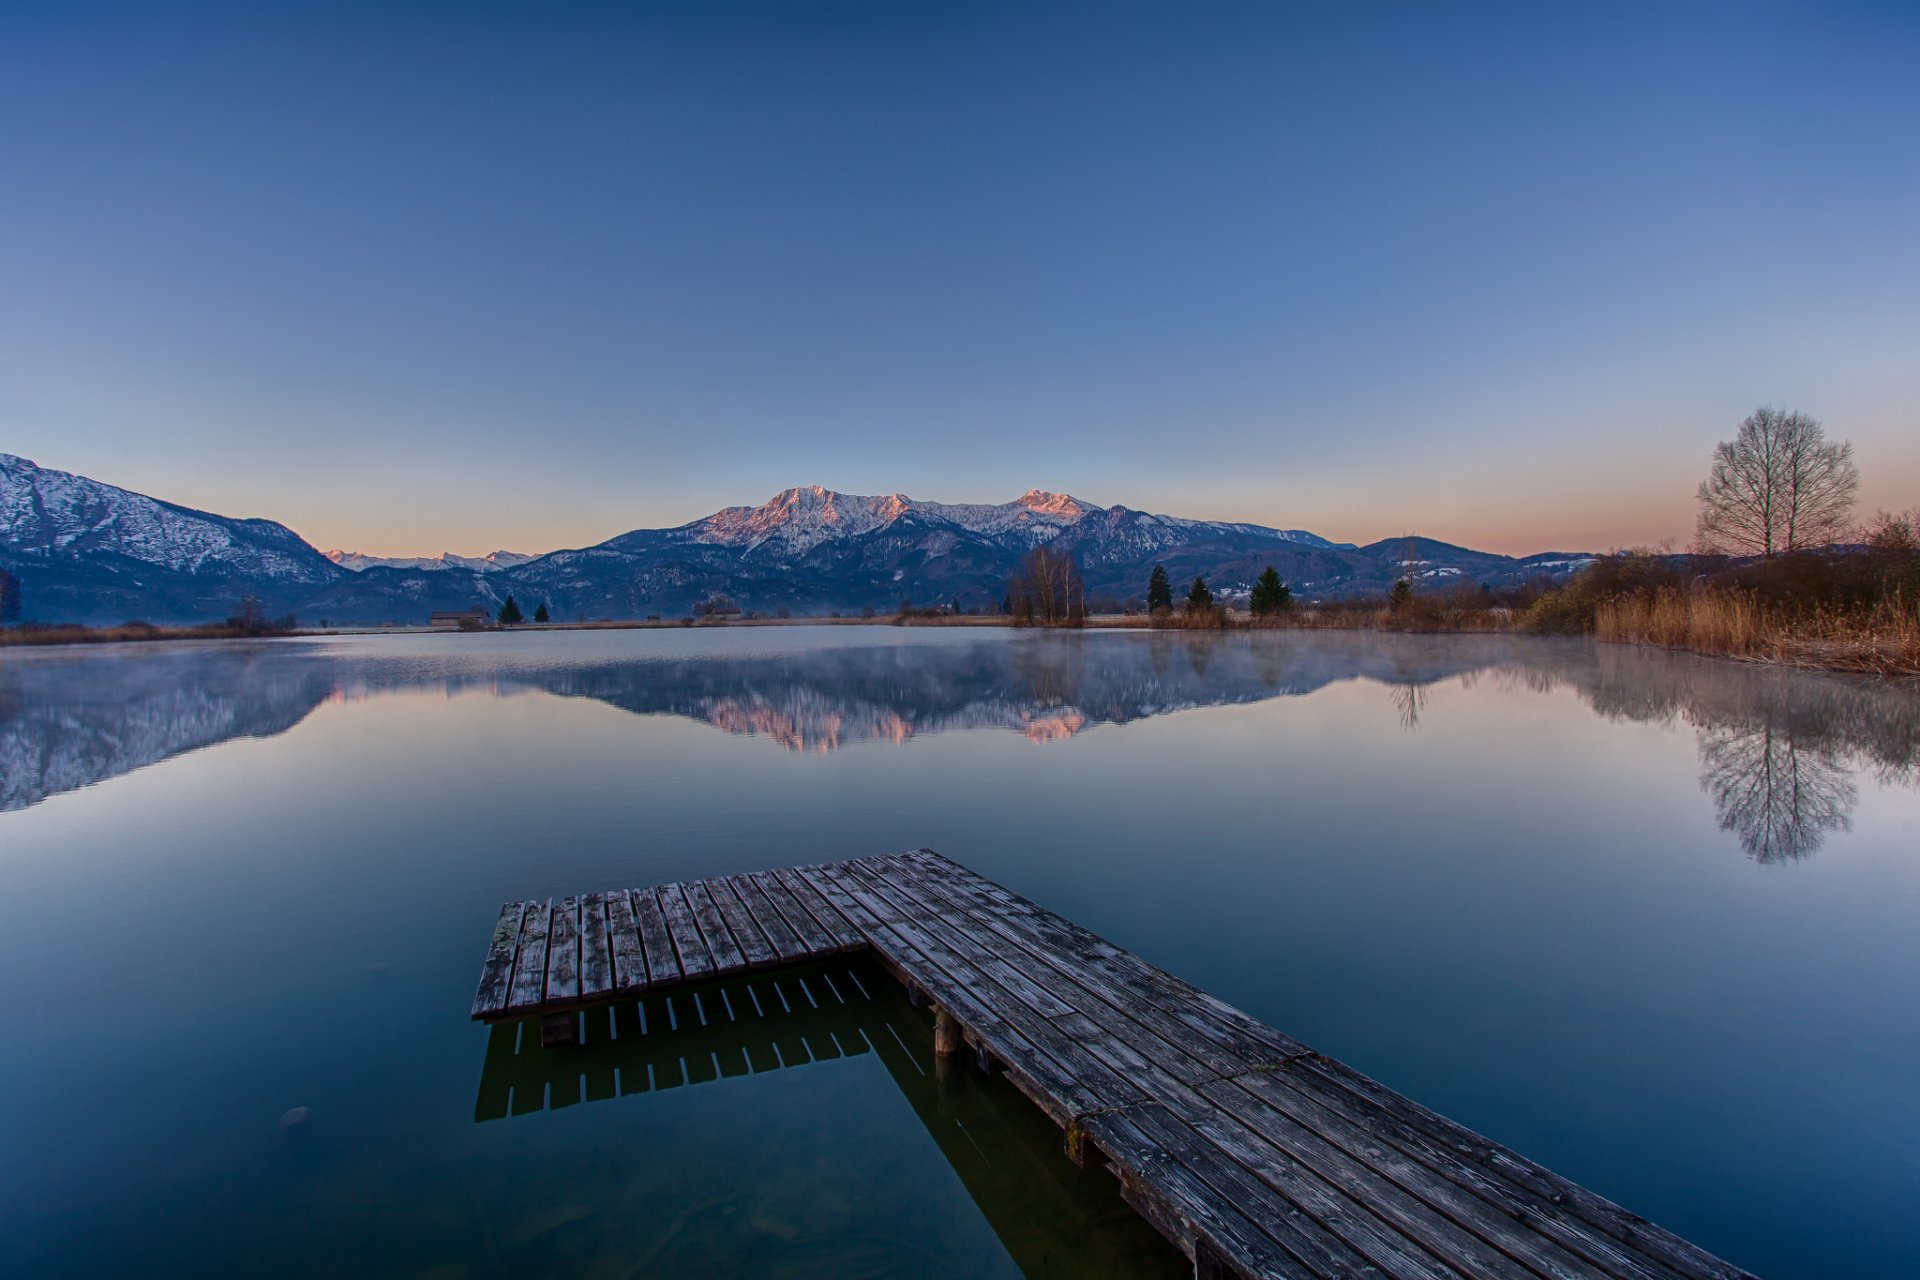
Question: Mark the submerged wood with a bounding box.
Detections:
[469,850,1757,1280]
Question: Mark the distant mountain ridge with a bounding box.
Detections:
[0,456,1592,624]
[0,452,340,622]
[324,548,533,573]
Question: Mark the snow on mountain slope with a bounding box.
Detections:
[0,453,336,583]
[325,548,533,573]
[675,485,1342,555]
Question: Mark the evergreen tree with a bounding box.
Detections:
[1249,566,1293,616]
[1147,564,1173,612]
[1185,575,1214,613]
[0,567,20,625]
[497,595,525,625]
[1387,579,1413,611]
[533,600,550,623]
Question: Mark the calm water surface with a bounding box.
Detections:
[2,627,1917,1278]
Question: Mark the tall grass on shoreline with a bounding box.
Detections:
[1595,589,1920,676]
[0,620,287,647]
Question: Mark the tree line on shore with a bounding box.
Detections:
[4,405,1911,670]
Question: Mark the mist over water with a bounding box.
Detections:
[2,628,1916,1277]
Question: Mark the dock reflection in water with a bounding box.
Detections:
[474,956,1184,1279]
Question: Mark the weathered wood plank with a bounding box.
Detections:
[882,854,1247,1081]
[685,880,748,973]
[504,900,552,1012]
[470,902,526,1019]
[1208,1073,1625,1280]
[894,855,1639,1279]
[751,869,836,955]
[1087,1101,1377,1280]
[1284,1053,1753,1280]
[731,872,808,961]
[1232,1063,1676,1280]
[709,878,780,968]
[656,883,717,980]
[608,890,649,994]
[901,851,1307,1064]
[818,861,1138,1123]
[545,895,582,1008]
[631,886,681,987]
[885,855,1601,1276]
[771,866,868,951]
[840,859,1079,1023]
[578,892,614,1000]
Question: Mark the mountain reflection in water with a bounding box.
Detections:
[2,630,1914,863]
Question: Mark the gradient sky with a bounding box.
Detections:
[3,2,1917,557]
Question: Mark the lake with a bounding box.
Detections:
[2,627,1916,1278]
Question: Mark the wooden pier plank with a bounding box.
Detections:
[470,853,1759,1280]
[708,879,780,969]
[608,891,649,994]
[656,883,718,980]
[899,850,1307,1065]
[470,902,526,1019]
[730,872,808,962]
[684,880,748,973]
[631,887,681,987]
[796,862,1105,1118]
[864,854,1496,1278]
[504,900,552,1012]
[579,892,614,1000]
[771,865,867,952]
[894,853,1641,1280]
[877,855,1621,1280]
[816,860,1140,1122]
[881,854,1250,1079]
[750,869,837,956]
[544,895,582,1008]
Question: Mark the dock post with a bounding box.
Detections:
[1192,1238,1233,1279]
[934,1007,962,1058]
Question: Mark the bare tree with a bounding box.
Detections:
[1695,407,1858,558]
[1008,545,1085,626]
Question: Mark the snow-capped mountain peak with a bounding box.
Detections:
[324,548,534,573]
[675,484,1338,556]
[1015,489,1090,517]
[1,453,336,584]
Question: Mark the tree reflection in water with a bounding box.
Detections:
[1390,681,1428,731]
[1696,725,1856,863]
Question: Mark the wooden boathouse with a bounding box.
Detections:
[470,849,1758,1280]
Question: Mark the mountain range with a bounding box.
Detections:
[0,453,1593,625]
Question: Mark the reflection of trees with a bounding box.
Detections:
[1148,635,1171,678]
[1390,681,1428,731]
[1498,638,1918,864]
[1185,635,1218,679]
[1697,725,1856,864]
[1009,635,1085,709]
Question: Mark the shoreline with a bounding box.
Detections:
[3,611,1914,679]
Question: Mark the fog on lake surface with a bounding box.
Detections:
[1,627,1916,1278]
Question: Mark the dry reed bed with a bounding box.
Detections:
[1596,590,1920,676]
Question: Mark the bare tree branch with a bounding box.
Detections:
[1696,406,1857,557]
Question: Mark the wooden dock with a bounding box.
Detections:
[471,850,1757,1280]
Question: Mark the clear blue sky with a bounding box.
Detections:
[3,1,1916,555]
